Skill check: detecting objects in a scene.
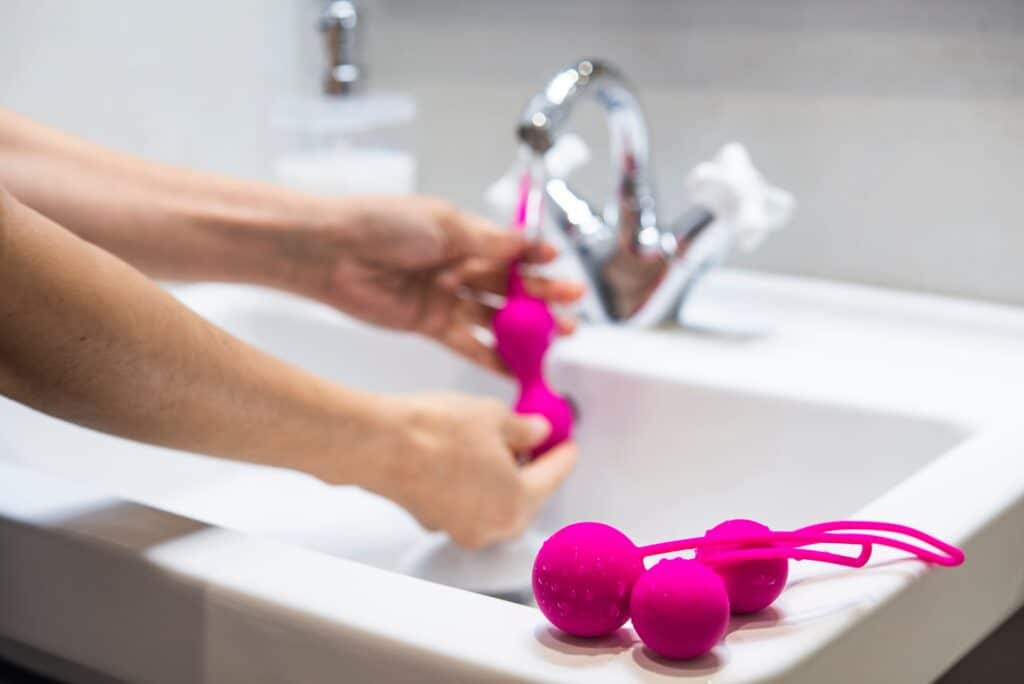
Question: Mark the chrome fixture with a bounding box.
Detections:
[320,0,361,96]
[517,58,793,326]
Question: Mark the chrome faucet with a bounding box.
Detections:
[516,58,793,326]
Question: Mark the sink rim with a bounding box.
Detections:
[0,420,1018,683]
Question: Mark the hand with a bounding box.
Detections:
[362,393,578,548]
[296,195,584,373]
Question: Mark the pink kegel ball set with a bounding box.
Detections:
[533,519,964,660]
[493,170,573,456]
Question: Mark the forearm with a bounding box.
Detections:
[0,107,347,290]
[0,188,391,487]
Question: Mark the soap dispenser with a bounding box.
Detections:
[273,0,416,196]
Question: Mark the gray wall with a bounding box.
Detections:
[2,1,1022,304]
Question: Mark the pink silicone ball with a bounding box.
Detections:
[532,522,645,637]
[516,384,573,456]
[493,296,554,380]
[629,558,730,660]
[697,519,789,614]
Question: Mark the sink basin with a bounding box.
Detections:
[2,268,1023,683]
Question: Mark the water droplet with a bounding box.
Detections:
[569,589,577,600]
[584,588,594,602]
[550,582,559,592]
[556,601,569,614]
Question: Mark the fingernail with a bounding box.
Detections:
[524,415,552,442]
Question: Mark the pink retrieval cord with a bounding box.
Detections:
[493,167,573,457]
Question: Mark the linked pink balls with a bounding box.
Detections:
[532,522,644,637]
[494,292,573,457]
[697,519,789,614]
[629,558,730,660]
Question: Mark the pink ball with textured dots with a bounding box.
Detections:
[629,558,730,660]
[697,518,789,614]
[532,522,645,637]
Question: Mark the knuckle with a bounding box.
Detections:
[493,489,530,535]
[480,397,506,416]
[452,528,488,550]
[418,518,440,533]
[428,198,457,220]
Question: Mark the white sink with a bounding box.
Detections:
[2,269,1023,683]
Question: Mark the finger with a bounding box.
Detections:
[521,442,579,504]
[450,529,494,551]
[446,210,527,261]
[501,413,552,452]
[521,276,586,304]
[520,241,559,265]
[457,292,575,338]
[458,262,584,304]
[435,266,463,292]
[452,247,562,284]
[456,297,498,330]
[437,324,508,376]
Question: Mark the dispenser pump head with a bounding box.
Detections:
[320,0,362,96]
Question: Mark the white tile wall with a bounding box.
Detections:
[2,0,1022,303]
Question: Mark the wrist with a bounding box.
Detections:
[296,386,406,492]
[175,184,360,296]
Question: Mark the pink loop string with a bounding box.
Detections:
[639,532,874,562]
[701,543,873,569]
[795,520,964,567]
[515,172,533,228]
[636,521,964,570]
[506,172,533,296]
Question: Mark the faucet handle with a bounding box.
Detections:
[684,143,795,251]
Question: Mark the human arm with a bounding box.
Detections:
[0,188,577,547]
[0,108,583,372]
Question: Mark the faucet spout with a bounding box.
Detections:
[515,59,793,326]
[518,60,663,320]
[517,60,655,234]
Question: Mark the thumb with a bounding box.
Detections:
[501,413,552,451]
[521,442,579,505]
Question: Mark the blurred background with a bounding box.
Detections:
[1,0,1022,303]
